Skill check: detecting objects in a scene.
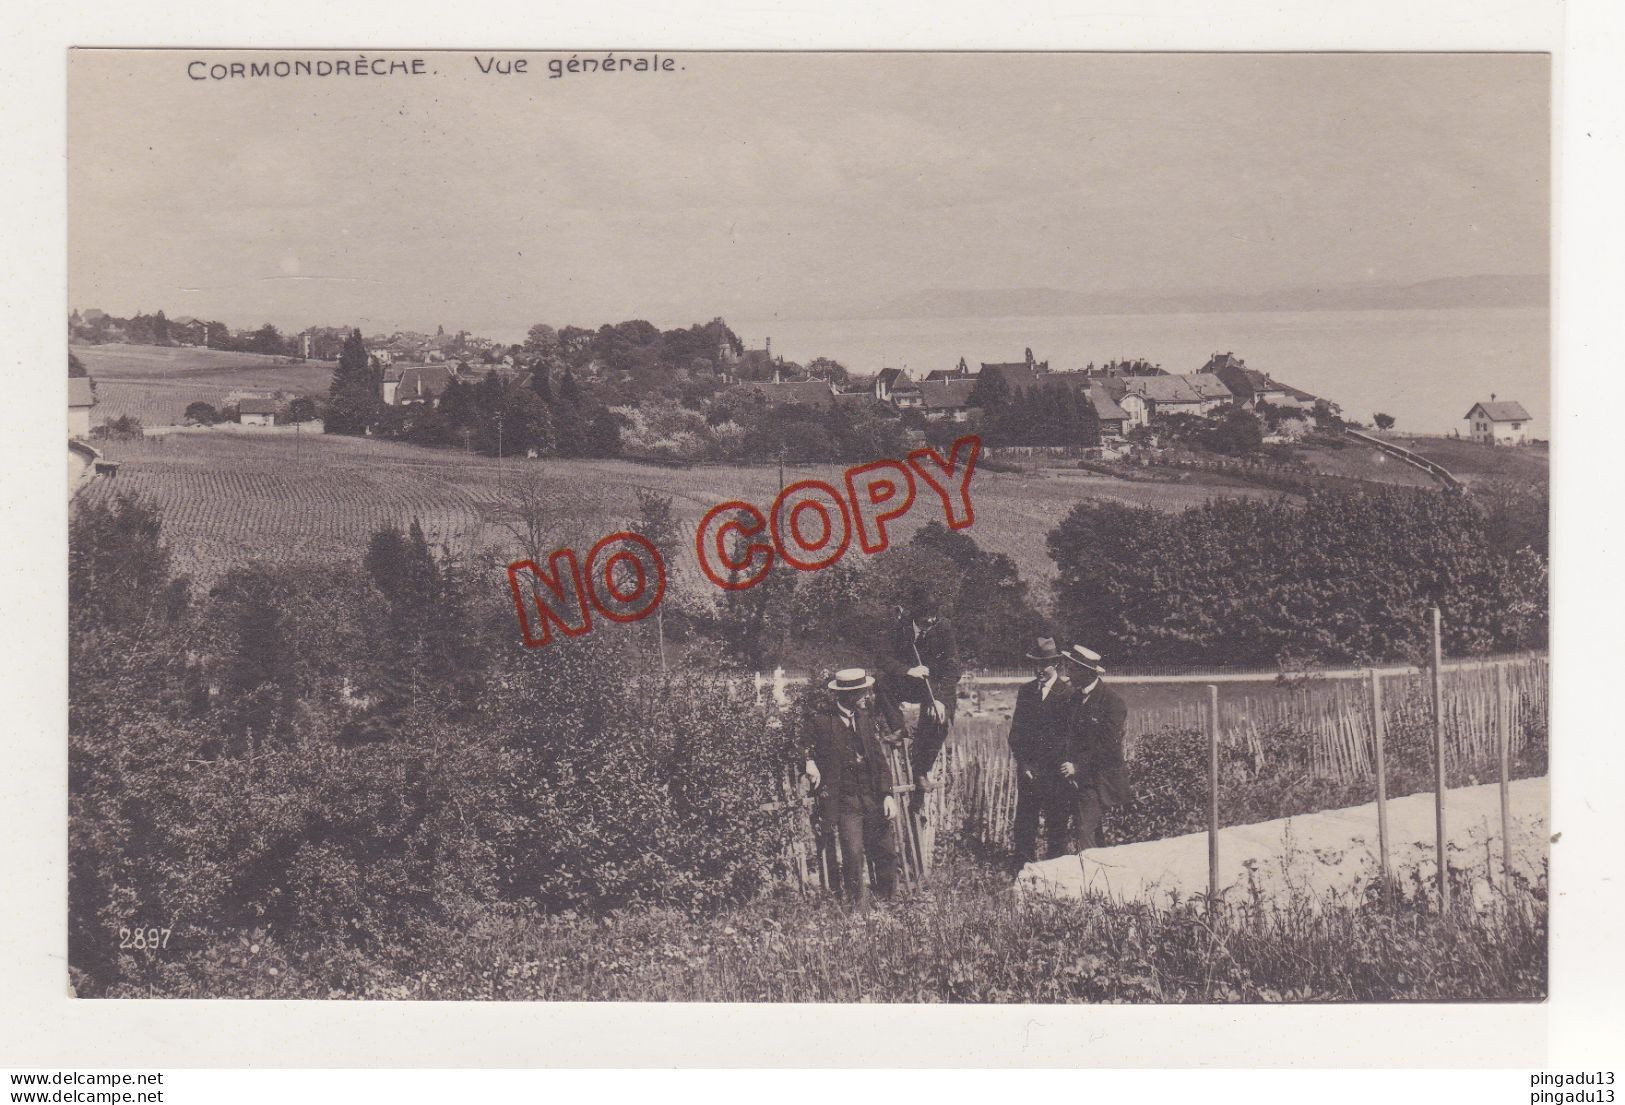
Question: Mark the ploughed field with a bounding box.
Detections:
[78,432,1284,595]
[72,343,332,426]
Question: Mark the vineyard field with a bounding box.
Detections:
[72,344,334,428]
[78,433,1286,597]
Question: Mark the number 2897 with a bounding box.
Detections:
[118,926,172,951]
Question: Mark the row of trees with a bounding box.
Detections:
[70,310,295,356]
[1047,486,1548,668]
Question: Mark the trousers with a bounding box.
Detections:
[1012,772,1073,863]
[1072,783,1107,851]
[833,799,898,906]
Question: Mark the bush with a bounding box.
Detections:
[1049,487,1548,668]
[486,637,800,913]
[70,701,515,994]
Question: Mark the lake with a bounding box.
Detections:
[730,306,1550,437]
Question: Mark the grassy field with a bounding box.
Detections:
[72,343,332,426]
[104,841,1546,1002]
[80,431,1287,598]
[1383,434,1549,486]
[1279,435,1440,488]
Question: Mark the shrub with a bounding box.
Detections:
[1049,487,1548,668]
[485,636,800,913]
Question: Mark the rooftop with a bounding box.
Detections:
[1466,400,1533,422]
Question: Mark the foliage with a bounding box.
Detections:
[101,843,1547,1003]
[184,401,220,425]
[1374,412,1396,430]
[283,396,320,424]
[969,378,1101,449]
[325,329,382,435]
[1049,487,1548,668]
[91,414,145,441]
[485,637,800,914]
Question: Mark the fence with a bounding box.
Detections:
[937,654,1546,851]
[763,647,1547,900]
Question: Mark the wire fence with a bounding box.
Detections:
[763,651,1548,889]
[911,653,1546,855]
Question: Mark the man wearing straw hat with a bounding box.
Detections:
[1061,644,1129,851]
[803,667,900,907]
[1008,637,1080,864]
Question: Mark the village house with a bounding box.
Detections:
[872,367,907,402]
[1183,372,1236,412]
[1118,374,1208,418]
[237,398,278,427]
[1082,384,1132,440]
[918,378,977,423]
[1116,391,1150,430]
[382,364,456,406]
[1206,355,1297,408]
[923,357,972,383]
[69,377,95,439]
[728,378,837,410]
[978,348,1050,394]
[1464,396,1533,445]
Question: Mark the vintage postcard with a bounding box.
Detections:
[66,49,1549,1004]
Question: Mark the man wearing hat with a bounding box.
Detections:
[1060,644,1129,851]
[875,585,962,798]
[1007,636,1080,864]
[803,667,900,907]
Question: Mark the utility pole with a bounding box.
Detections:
[778,446,785,494]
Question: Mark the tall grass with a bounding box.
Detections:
[109,844,1545,1002]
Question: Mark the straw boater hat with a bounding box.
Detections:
[1025,636,1064,662]
[1063,644,1106,676]
[827,667,875,693]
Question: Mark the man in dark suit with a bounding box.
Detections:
[1060,644,1129,851]
[875,586,962,800]
[803,668,899,907]
[1007,637,1079,863]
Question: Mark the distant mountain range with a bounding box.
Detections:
[848,274,1548,320]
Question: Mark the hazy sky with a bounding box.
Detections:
[69,51,1548,339]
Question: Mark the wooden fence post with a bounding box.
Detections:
[1431,606,1450,912]
[1369,668,1391,904]
[1498,661,1513,891]
[1207,683,1220,905]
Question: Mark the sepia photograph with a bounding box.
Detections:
[65,49,1550,1004]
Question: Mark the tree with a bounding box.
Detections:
[251,323,284,356]
[69,352,88,378]
[1208,407,1264,456]
[558,368,582,405]
[586,409,623,457]
[184,401,220,425]
[530,365,554,403]
[1374,412,1396,431]
[524,323,559,359]
[284,396,320,424]
[967,369,1013,442]
[805,356,850,386]
[326,329,381,435]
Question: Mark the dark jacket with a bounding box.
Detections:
[804,699,896,815]
[1068,681,1129,808]
[877,616,962,706]
[1007,676,1078,775]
